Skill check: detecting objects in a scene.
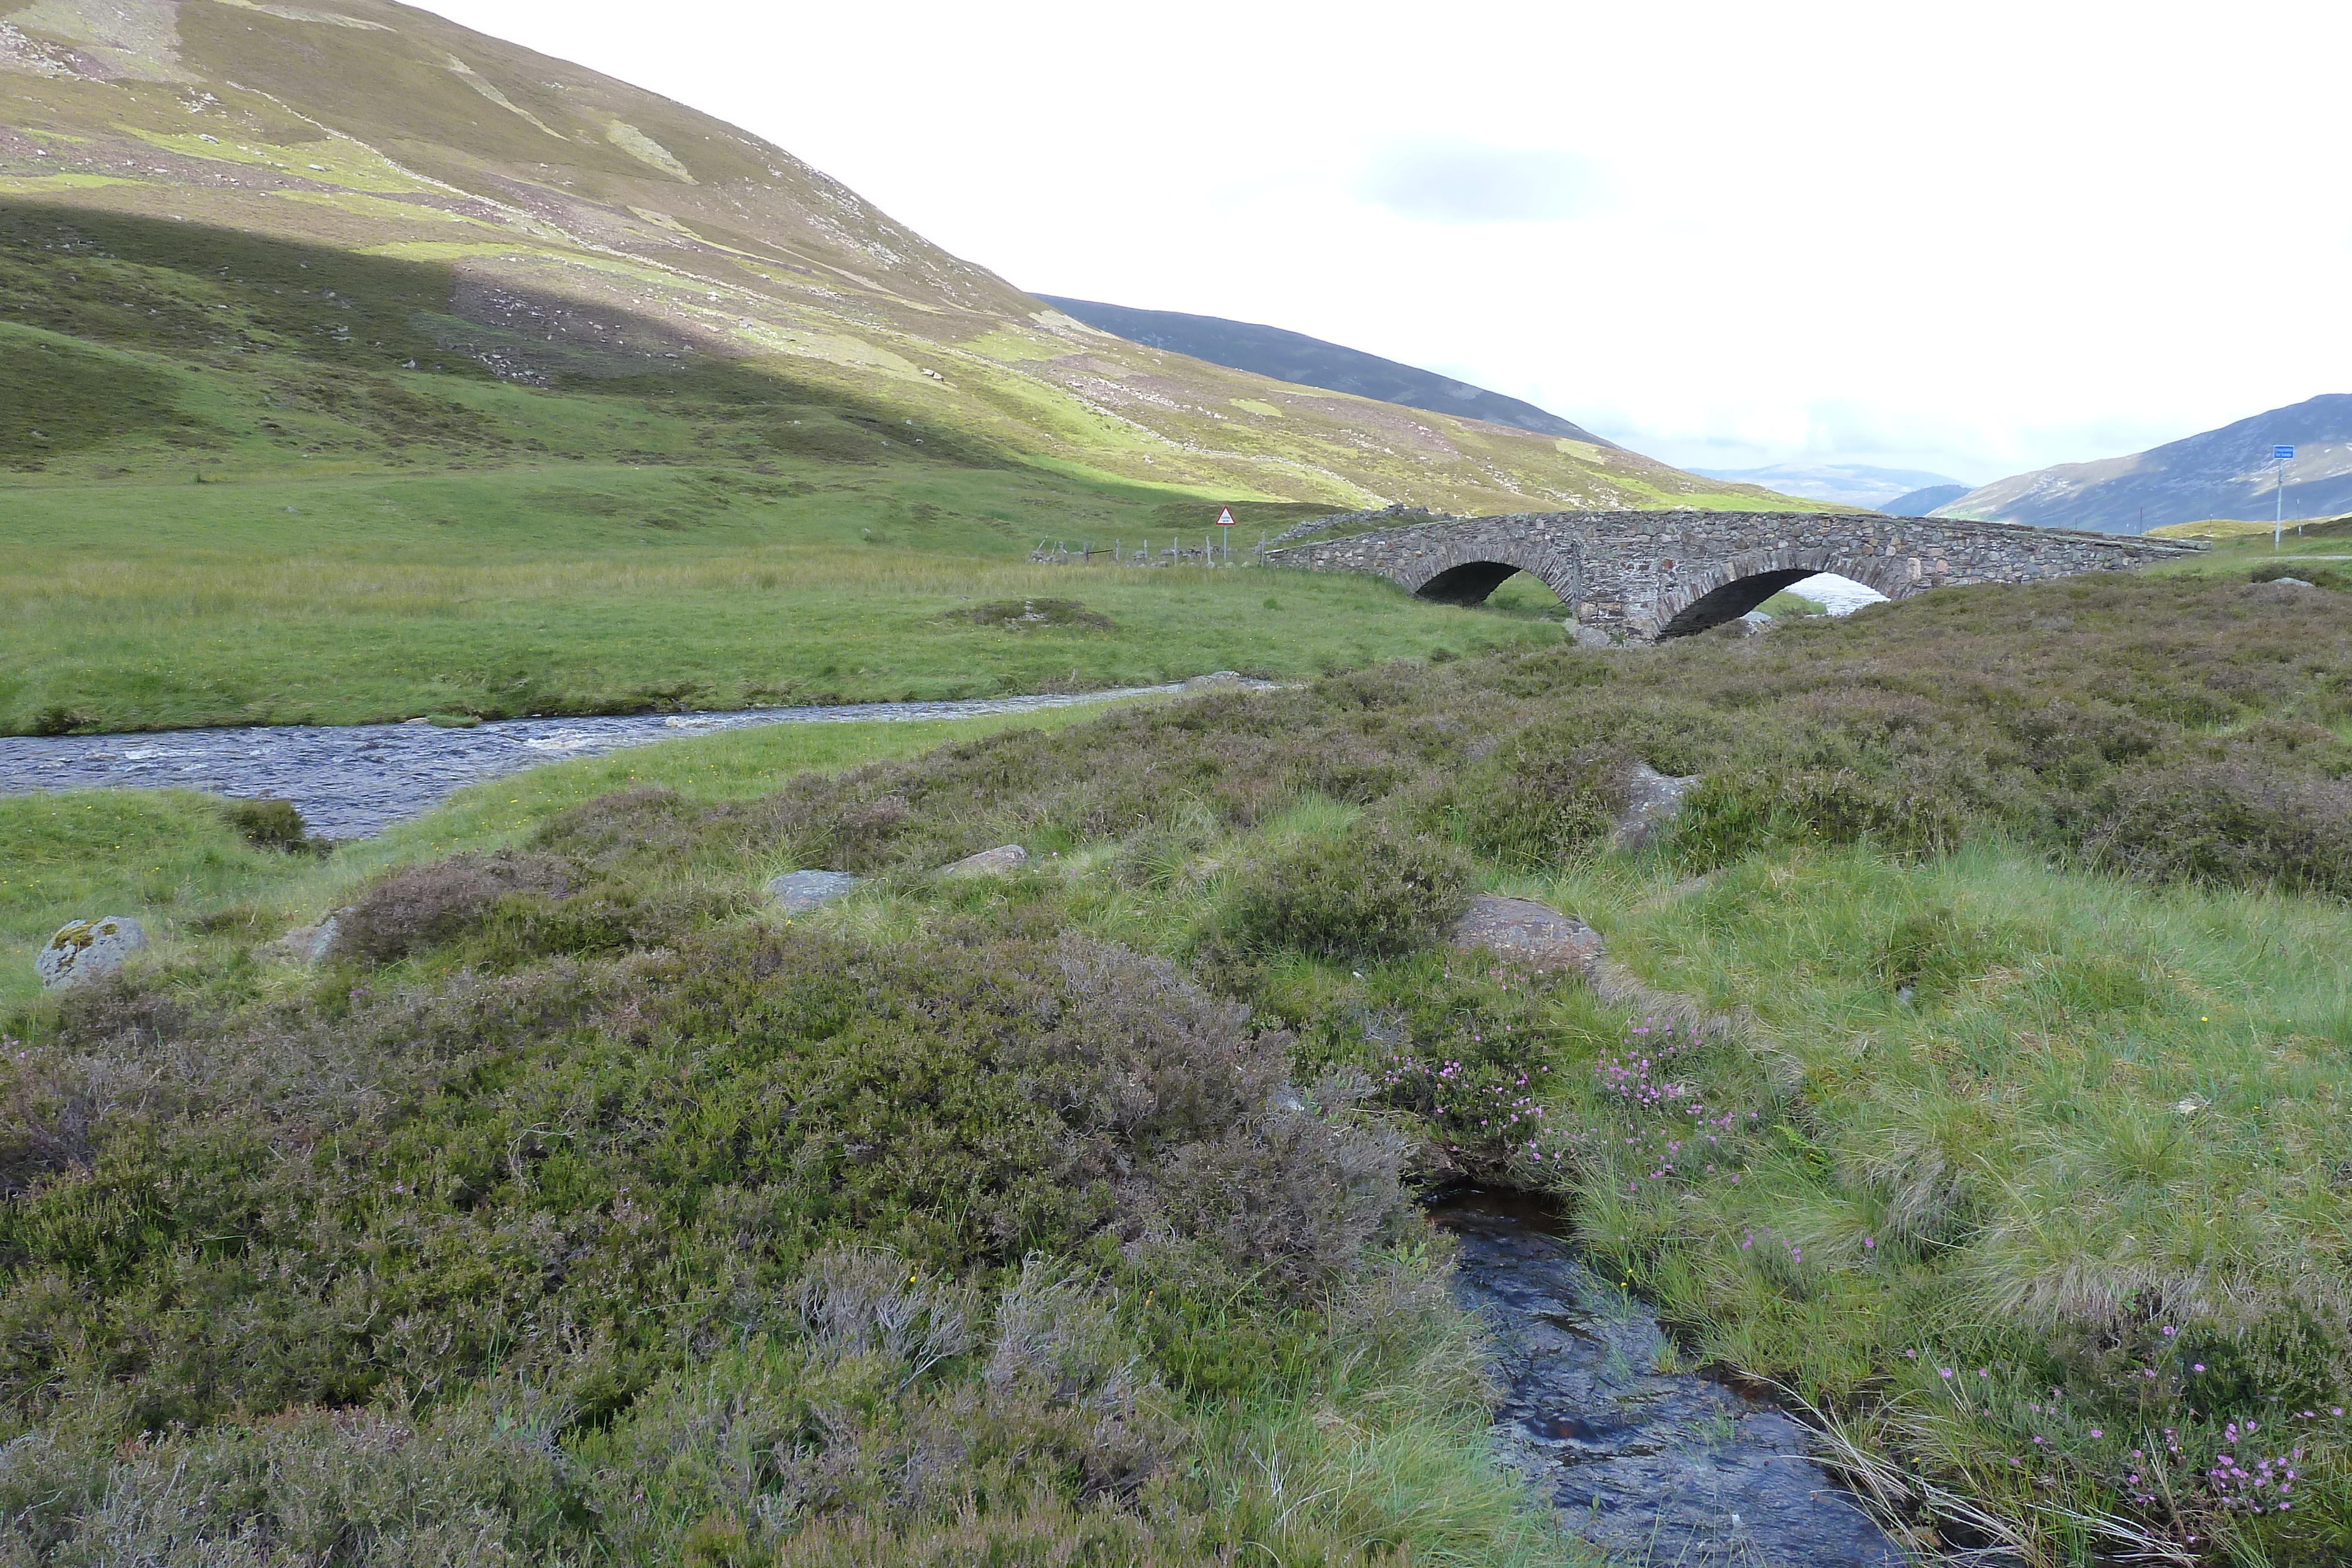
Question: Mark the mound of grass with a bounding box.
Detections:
[954,596,1116,631]
[2252,560,2351,590]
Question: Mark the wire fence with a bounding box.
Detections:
[1028,533,1261,568]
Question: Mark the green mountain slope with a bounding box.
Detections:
[0,0,1780,513]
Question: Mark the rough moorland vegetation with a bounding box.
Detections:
[3,567,2350,1564]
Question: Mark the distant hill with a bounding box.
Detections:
[1034,296,1619,448]
[1881,484,1972,517]
[1691,463,1969,510]
[0,0,1786,515]
[1941,394,2352,533]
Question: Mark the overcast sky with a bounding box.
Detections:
[420,0,2350,484]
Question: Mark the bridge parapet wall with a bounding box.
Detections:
[1263,509,2203,639]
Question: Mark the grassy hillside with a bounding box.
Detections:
[0,0,1792,511]
[2149,513,2352,544]
[2,566,2348,1563]
[0,209,1603,733]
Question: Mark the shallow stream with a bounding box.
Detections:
[0,682,1229,840]
[1432,1188,1906,1567]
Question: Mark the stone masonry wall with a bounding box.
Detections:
[1262,509,2205,639]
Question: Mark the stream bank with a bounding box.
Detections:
[0,680,1252,839]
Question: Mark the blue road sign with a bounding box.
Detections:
[2274,445,2296,460]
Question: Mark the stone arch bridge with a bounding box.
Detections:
[1262,507,2204,640]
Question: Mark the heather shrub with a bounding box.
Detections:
[1999,698,2164,792]
[0,1054,96,1198]
[2086,762,2352,896]
[1126,1069,1411,1292]
[1444,734,1626,866]
[530,784,699,868]
[1221,824,1470,961]
[764,1500,1211,1568]
[329,851,576,962]
[576,1306,1164,1560]
[0,1392,583,1566]
[1313,658,1450,714]
[466,881,745,967]
[0,928,1411,1446]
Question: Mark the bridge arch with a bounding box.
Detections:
[1395,537,1579,607]
[1651,548,1913,637]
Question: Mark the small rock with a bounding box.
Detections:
[1184,670,1245,688]
[769,870,860,914]
[277,914,343,965]
[1565,620,1613,649]
[2248,580,2317,604]
[36,917,149,990]
[1450,895,1603,977]
[940,844,1030,878]
[1611,761,1699,851]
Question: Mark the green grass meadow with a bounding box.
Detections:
[0,465,1572,734]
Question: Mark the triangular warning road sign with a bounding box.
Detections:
[1215,507,1236,527]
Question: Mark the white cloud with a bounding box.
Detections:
[1353,142,1611,225]
[413,0,2352,484]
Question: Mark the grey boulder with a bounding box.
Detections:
[36,917,149,990]
[940,844,1030,877]
[1450,895,1603,978]
[769,870,861,914]
[1611,761,1699,851]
